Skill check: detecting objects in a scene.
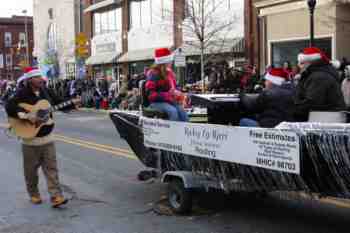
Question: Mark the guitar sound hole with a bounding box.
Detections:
[37,110,50,121]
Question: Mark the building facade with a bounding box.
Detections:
[248,0,350,74]
[33,0,84,80]
[84,0,123,82]
[0,16,34,81]
[83,0,245,84]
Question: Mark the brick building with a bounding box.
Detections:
[0,16,34,81]
[83,0,245,83]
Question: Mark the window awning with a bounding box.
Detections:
[85,52,120,65]
[118,48,156,63]
[84,0,123,13]
[182,38,245,56]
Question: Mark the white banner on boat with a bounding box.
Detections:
[141,117,300,174]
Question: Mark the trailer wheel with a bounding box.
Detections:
[168,179,192,214]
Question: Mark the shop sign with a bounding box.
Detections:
[95,43,116,54]
[141,117,300,174]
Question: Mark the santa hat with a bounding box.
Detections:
[298,47,330,64]
[16,67,42,85]
[264,68,288,86]
[154,48,173,65]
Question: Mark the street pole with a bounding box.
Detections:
[307,0,316,47]
[22,10,30,66]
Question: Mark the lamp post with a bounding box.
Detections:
[307,0,317,47]
[22,10,30,66]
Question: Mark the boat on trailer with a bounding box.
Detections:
[110,94,350,214]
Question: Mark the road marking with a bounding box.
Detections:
[54,136,137,160]
[54,134,135,157]
[0,122,137,160]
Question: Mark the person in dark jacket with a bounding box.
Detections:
[294,47,345,122]
[240,68,295,128]
[5,67,78,208]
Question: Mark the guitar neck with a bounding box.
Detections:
[50,100,74,113]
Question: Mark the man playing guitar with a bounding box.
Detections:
[5,67,79,208]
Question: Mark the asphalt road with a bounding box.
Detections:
[1,106,350,233]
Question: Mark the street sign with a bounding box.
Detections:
[76,33,89,58]
[76,33,88,46]
[174,52,186,67]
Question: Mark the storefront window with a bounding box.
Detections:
[93,8,121,36]
[129,61,153,76]
[130,1,142,28]
[130,0,173,28]
[271,37,332,67]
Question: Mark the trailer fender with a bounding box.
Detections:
[161,171,203,189]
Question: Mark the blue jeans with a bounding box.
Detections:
[239,118,259,127]
[150,102,189,122]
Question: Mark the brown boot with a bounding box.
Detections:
[51,196,68,208]
[30,195,42,204]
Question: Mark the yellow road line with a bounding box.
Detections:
[54,136,137,160]
[0,121,137,160]
[54,133,133,155]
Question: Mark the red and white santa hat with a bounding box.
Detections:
[298,47,330,64]
[17,67,42,85]
[24,67,42,79]
[154,48,173,65]
[264,68,288,86]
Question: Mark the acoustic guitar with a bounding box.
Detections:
[8,99,79,139]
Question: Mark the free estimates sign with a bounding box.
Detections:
[141,117,300,174]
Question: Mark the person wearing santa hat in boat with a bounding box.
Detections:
[240,68,295,128]
[294,47,345,122]
[5,67,79,208]
[145,48,188,121]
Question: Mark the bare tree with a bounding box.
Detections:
[178,0,239,92]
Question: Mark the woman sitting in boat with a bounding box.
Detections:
[145,48,189,122]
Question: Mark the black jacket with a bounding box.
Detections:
[5,86,73,137]
[294,62,345,121]
[244,83,295,128]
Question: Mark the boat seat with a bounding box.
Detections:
[139,80,168,119]
[308,111,347,123]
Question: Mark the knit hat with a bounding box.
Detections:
[264,68,288,86]
[154,48,173,65]
[298,47,330,64]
